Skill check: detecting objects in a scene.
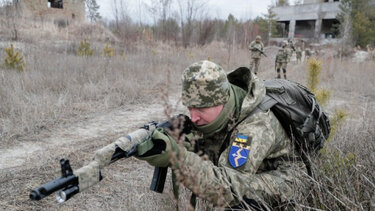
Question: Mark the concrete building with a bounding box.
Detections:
[272,0,341,41]
[13,0,86,23]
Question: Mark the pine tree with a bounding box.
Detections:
[86,0,102,22]
[338,0,375,48]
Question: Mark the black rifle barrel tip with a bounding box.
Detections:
[30,190,41,200]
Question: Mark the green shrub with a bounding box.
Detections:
[307,57,322,93]
[306,57,351,163]
[327,109,348,142]
[103,42,114,57]
[77,40,94,56]
[3,44,25,71]
[314,88,331,107]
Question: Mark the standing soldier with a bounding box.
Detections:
[275,41,289,79]
[248,35,265,75]
[296,47,302,64]
[286,38,296,62]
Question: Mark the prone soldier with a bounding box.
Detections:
[31,60,315,210]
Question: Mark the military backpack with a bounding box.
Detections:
[250,79,331,154]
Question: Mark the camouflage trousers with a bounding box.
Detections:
[276,62,287,70]
[296,54,302,63]
[250,58,261,74]
[276,62,288,79]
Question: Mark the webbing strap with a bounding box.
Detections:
[241,95,278,124]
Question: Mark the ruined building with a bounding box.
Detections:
[272,0,341,41]
[13,0,86,23]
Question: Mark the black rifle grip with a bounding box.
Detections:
[150,167,168,193]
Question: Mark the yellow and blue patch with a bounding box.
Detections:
[228,134,250,168]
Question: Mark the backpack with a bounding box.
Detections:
[254,79,331,154]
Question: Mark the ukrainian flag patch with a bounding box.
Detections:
[235,134,248,143]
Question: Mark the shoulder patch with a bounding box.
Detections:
[228,134,251,168]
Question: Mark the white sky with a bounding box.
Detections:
[97,0,275,23]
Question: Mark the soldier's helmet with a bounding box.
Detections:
[182,60,230,108]
[256,35,262,40]
[282,40,287,46]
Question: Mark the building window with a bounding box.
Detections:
[48,0,63,9]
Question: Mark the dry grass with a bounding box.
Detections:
[0,40,252,146]
[1,33,375,210]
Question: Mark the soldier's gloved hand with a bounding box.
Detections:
[136,127,191,167]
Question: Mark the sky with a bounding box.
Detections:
[97,0,274,23]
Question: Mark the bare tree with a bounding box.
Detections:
[176,0,207,48]
[86,0,101,23]
[146,0,173,41]
[111,0,130,36]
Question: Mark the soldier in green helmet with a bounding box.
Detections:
[275,41,289,79]
[136,60,309,209]
[248,35,265,75]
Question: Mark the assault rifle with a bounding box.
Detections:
[30,115,192,203]
[254,47,267,57]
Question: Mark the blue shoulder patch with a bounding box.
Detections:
[228,134,251,168]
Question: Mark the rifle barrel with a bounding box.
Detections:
[30,175,78,201]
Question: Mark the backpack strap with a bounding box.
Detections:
[241,95,278,123]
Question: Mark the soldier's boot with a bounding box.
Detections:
[276,69,281,79]
[283,69,287,79]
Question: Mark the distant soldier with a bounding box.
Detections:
[305,48,312,60]
[296,47,302,64]
[248,35,265,75]
[275,41,289,79]
[366,44,375,60]
[366,44,372,52]
[286,38,296,62]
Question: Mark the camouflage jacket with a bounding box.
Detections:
[248,41,264,59]
[275,47,289,63]
[176,68,307,207]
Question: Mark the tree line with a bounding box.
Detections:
[88,0,283,48]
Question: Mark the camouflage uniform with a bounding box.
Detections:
[275,43,289,79]
[286,39,296,62]
[305,48,312,59]
[178,61,308,209]
[72,61,309,209]
[296,47,302,63]
[248,36,264,75]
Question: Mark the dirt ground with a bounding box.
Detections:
[0,96,189,210]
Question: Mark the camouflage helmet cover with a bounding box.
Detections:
[256,35,262,40]
[182,60,230,108]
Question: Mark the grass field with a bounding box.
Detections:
[0,38,374,210]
